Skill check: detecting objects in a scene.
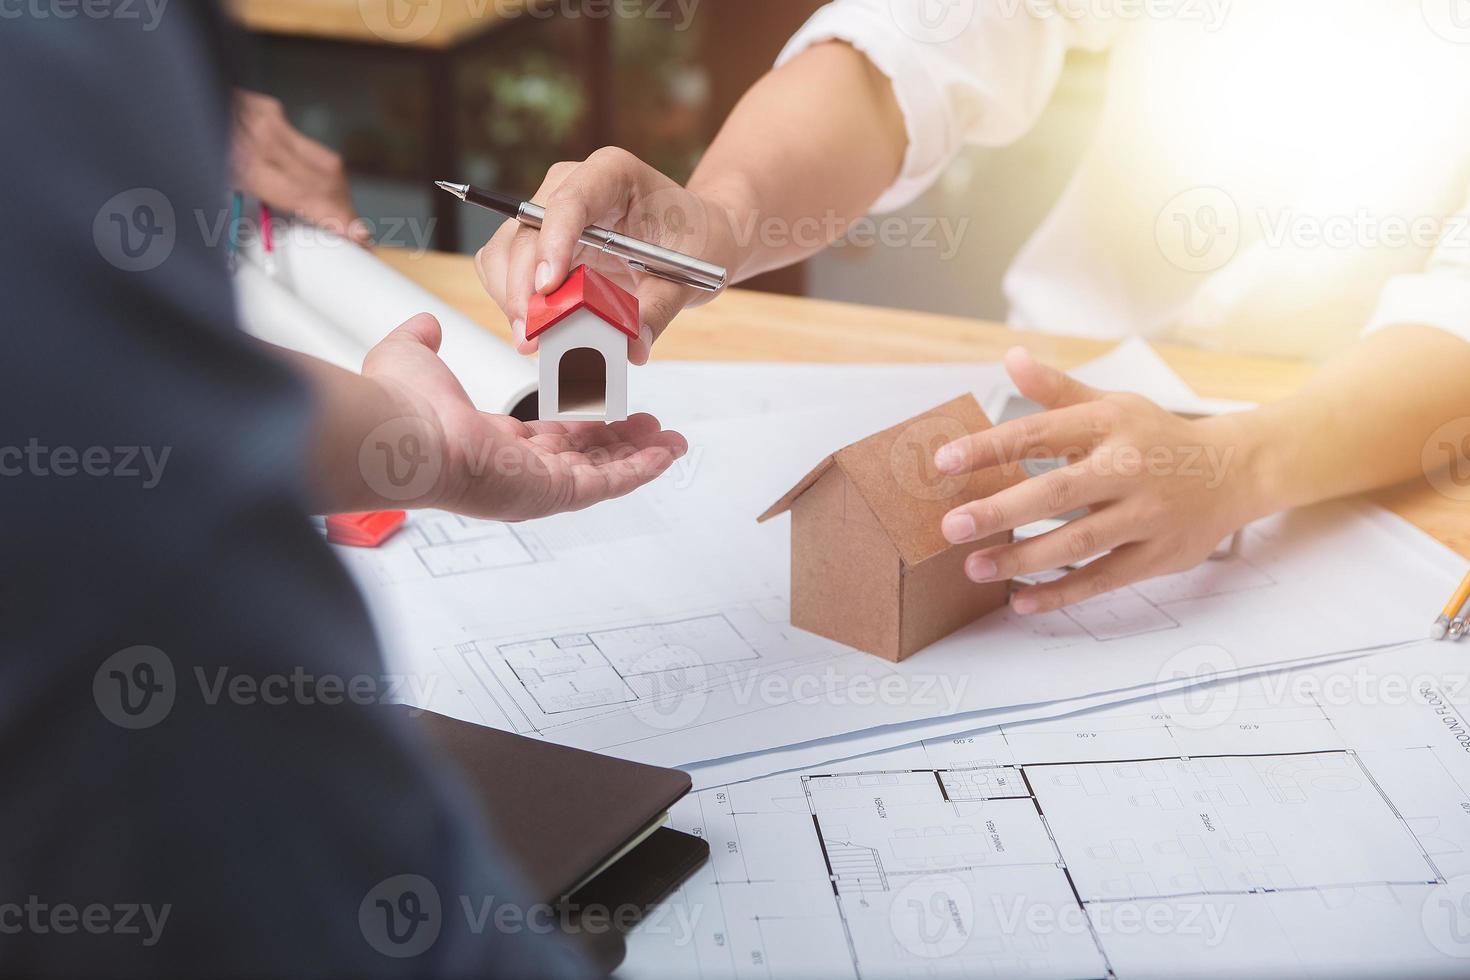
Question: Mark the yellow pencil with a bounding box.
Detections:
[1432,567,1470,640]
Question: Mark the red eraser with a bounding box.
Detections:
[326,511,406,548]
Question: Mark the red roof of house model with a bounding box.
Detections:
[526,265,640,341]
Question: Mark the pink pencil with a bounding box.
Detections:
[259,203,276,272]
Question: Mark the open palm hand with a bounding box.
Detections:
[361,314,687,522]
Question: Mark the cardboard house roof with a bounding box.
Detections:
[758,394,1016,568]
[526,264,640,341]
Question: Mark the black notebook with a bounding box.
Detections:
[394,705,709,972]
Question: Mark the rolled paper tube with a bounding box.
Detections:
[266,223,538,419]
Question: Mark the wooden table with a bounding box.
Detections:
[379,247,1470,560]
[230,0,539,49]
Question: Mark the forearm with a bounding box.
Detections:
[270,346,447,515]
[1239,325,1470,515]
[689,41,906,281]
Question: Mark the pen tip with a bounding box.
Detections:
[434,180,467,199]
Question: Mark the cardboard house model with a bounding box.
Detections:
[758,395,1025,662]
[528,265,637,422]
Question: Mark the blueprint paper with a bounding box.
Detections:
[335,393,1460,774]
[681,643,1393,790]
[622,642,1470,979]
[675,473,1461,785]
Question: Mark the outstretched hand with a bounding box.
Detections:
[361,314,687,522]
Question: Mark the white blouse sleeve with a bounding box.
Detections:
[776,0,1120,212]
[1364,184,1470,345]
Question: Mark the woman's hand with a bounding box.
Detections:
[358,314,687,522]
[475,147,748,365]
[232,91,370,245]
[934,348,1270,615]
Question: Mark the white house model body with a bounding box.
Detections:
[527,265,637,423]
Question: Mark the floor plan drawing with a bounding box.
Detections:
[439,602,832,738]
[622,645,1470,979]
[337,512,547,586]
[1130,551,1277,608]
[492,613,762,717]
[1041,551,1278,643]
[334,501,673,587]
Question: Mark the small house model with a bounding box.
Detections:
[528,265,638,422]
[758,395,1024,662]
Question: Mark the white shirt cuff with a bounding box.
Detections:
[1363,273,1470,346]
[775,4,952,214]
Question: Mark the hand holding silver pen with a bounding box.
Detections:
[437,181,727,293]
[457,154,741,364]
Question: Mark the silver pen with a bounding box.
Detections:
[435,180,727,292]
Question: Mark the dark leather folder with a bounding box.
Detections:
[395,706,709,972]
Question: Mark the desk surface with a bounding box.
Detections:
[229,0,533,48]
[378,247,1470,561]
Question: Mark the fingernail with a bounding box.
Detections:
[535,261,553,292]
[935,446,965,474]
[966,555,998,582]
[512,318,526,344]
[1012,595,1041,615]
[942,513,976,544]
